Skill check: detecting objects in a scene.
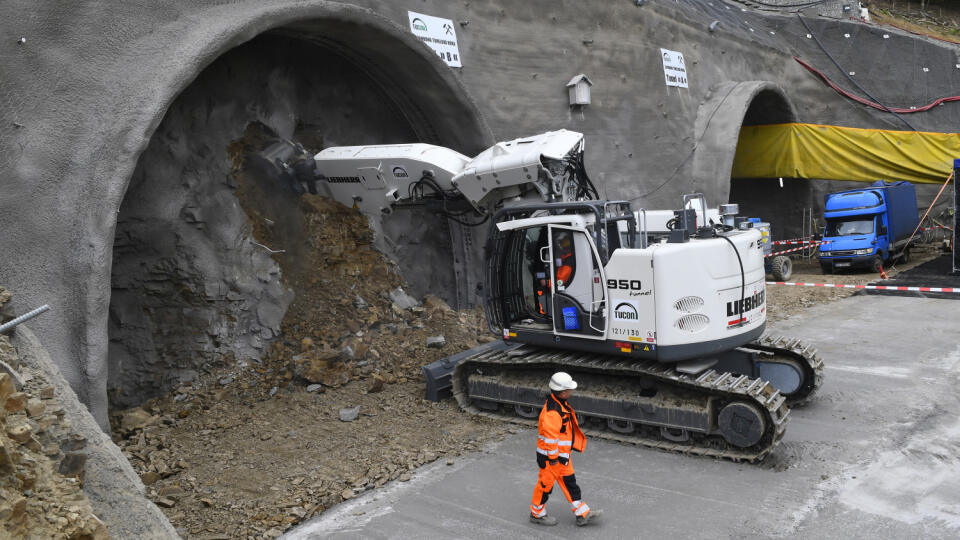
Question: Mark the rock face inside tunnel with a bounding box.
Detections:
[107,33,464,407]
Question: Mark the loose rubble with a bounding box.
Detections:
[109,151,510,539]
[0,287,109,539]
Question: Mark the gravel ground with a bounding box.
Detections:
[109,205,945,539]
[109,199,945,538]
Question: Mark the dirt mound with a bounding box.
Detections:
[110,136,509,538]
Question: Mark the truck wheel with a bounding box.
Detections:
[820,262,833,274]
[771,256,792,281]
[900,248,910,264]
[870,255,884,274]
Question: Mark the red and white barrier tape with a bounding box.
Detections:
[920,225,954,232]
[772,239,822,245]
[772,236,815,245]
[766,241,830,258]
[767,281,960,294]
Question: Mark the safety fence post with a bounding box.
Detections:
[954,159,960,275]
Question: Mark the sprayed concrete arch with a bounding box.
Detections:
[2,1,493,429]
[690,81,798,205]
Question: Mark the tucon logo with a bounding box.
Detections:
[613,301,638,321]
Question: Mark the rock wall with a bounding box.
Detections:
[0,0,957,424]
[1,285,179,539]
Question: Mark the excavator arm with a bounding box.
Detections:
[255,130,598,216]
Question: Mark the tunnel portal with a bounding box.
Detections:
[108,27,488,408]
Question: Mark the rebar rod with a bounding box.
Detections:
[0,304,50,333]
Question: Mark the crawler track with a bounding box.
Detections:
[453,345,793,462]
[749,335,825,407]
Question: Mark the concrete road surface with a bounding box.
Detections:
[287,294,960,539]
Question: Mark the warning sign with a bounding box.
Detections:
[660,48,688,88]
[408,11,462,68]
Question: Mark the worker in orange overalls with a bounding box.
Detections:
[529,372,602,527]
[534,231,575,317]
[554,231,575,286]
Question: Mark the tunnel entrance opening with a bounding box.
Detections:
[107,26,489,409]
[728,88,812,239]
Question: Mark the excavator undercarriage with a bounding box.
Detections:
[452,335,822,462]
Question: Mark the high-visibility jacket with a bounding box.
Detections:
[536,392,586,463]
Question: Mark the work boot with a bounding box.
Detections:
[575,509,603,527]
[529,513,558,526]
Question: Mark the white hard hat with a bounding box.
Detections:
[549,372,577,391]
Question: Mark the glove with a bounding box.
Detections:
[558,456,569,466]
[537,453,547,469]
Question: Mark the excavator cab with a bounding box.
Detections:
[513,224,606,337]
[545,225,607,337]
[484,201,637,343]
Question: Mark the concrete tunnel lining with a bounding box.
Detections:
[690,81,798,206]
[78,2,495,425]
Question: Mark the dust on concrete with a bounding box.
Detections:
[109,139,510,539]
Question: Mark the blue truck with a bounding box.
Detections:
[818,180,919,273]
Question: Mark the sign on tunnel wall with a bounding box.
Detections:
[660,48,688,88]
[731,123,960,184]
[408,11,462,68]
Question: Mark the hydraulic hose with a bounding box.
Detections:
[719,235,746,329]
[797,13,916,131]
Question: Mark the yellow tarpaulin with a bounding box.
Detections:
[731,123,960,184]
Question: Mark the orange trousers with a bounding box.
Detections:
[529,461,590,518]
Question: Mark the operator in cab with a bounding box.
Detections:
[529,372,602,527]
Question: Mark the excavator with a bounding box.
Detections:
[258,129,823,462]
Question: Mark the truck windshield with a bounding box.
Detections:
[825,217,874,236]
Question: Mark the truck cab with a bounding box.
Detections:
[818,181,918,273]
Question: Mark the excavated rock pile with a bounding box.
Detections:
[0,288,109,539]
[110,148,510,539]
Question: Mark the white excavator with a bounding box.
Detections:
[258,130,823,461]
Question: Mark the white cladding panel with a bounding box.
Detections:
[649,229,765,347]
[603,249,656,344]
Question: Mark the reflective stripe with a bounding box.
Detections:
[558,452,570,459]
[531,504,546,517]
[572,501,590,516]
[536,448,559,456]
[557,440,572,447]
[538,436,558,444]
